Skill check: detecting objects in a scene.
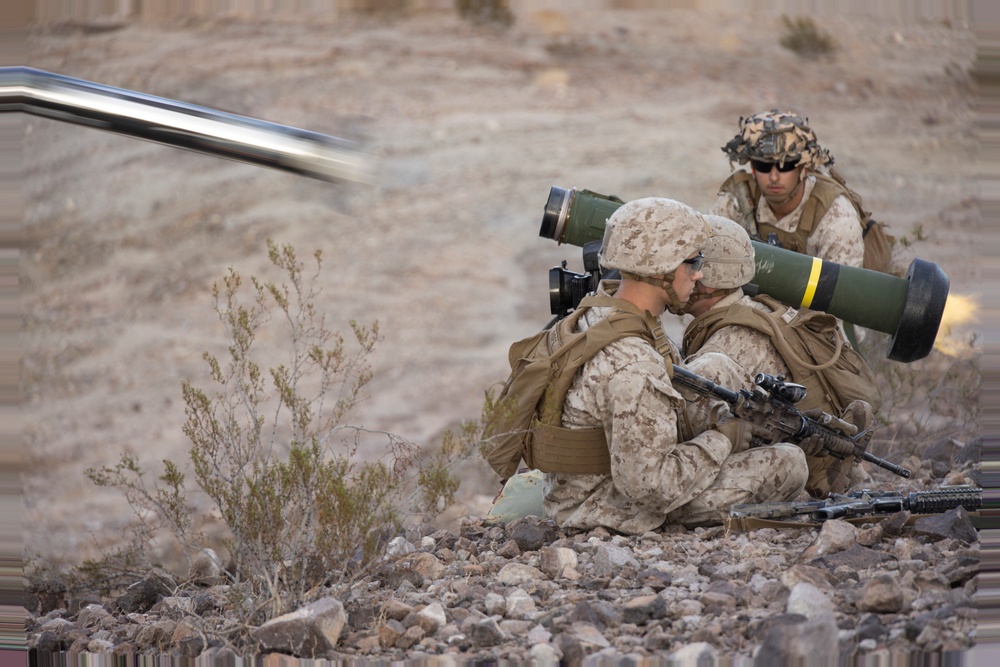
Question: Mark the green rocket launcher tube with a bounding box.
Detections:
[539,186,950,363]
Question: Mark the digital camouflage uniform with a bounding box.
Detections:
[683,215,871,497]
[683,295,870,496]
[712,109,864,268]
[711,176,864,268]
[685,291,790,382]
[542,282,809,533]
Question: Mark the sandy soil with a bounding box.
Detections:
[20,5,978,569]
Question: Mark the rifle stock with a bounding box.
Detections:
[670,364,912,478]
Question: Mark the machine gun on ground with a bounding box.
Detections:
[670,366,912,479]
[728,485,982,525]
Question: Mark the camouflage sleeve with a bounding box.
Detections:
[596,341,734,515]
[686,328,790,387]
[673,351,746,433]
[807,194,864,267]
[709,192,740,220]
[710,191,749,228]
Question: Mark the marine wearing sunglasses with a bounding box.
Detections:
[681,251,705,272]
[751,156,806,212]
[750,158,800,173]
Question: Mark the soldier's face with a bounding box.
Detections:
[672,252,703,301]
[753,161,806,204]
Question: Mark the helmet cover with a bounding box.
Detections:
[599,197,709,277]
[721,109,832,170]
[699,215,756,289]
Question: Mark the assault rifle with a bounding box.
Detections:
[670,365,913,479]
[729,485,983,523]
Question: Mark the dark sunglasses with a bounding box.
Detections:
[681,252,704,271]
[751,159,800,174]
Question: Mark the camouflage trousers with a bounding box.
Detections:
[663,443,808,527]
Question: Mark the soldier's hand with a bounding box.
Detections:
[796,432,829,457]
[841,400,875,456]
[713,418,754,454]
[841,400,874,431]
[802,408,858,437]
[798,401,875,459]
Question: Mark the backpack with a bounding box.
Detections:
[483,295,665,479]
[683,294,883,416]
[719,168,896,273]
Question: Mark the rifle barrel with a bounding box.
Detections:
[858,451,911,478]
[811,486,981,521]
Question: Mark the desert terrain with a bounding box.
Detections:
[20,3,978,574]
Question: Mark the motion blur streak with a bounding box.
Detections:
[0,66,374,185]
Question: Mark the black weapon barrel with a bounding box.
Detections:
[788,411,912,478]
[812,486,981,521]
[858,452,912,478]
[905,487,982,513]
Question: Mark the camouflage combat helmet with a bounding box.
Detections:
[721,109,833,170]
[699,215,756,289]
[599,197,708,277]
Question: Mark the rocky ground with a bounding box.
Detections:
[23,462,982,662]
[19,2,982,663]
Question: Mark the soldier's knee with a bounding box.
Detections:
[771,443,809,490]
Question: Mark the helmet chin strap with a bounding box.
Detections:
[622,270,689,315]
[679,286,737,316]
[661,278,689,316]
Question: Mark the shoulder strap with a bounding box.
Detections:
[802,172,856,234]
[684,295,842,373]
[682,308,730,358]
[577,295,676,372]
[719,171,760,231]
[529,302,661,475]
[752,296,844,372]
[720,170,756,189]
[682,296,788,357]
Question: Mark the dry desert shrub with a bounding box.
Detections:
[79,240,472,623]
[779,15,837,61]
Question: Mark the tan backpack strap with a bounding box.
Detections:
[739,295,844,372]
[547,306,590,355]
[803,172,861,233]
[578,295,674,371]
[719,171,760,232]
[751,306,844,373]
[798,194,821,235]
[685,295,843,373]
[682,308,724,357]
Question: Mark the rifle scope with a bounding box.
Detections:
[540,186,950,364]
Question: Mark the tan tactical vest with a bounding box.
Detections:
[683,294,883,416]
[484,294,682,479]
[719,170,894,273]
